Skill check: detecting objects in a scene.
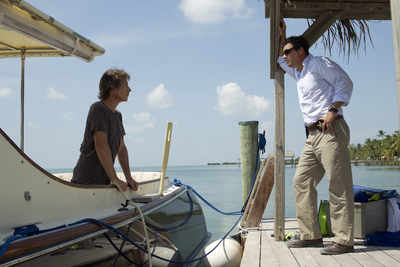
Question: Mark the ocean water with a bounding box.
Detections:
[48,164,400,242]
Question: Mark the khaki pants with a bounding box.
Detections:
[294,118,354,246]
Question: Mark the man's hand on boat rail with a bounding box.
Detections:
[127,178,139,191]
[112,178,129,192]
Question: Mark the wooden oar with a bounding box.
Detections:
[159,122,173,195]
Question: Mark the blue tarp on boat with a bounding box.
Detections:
[353,184,400,205]
[364,231,400,247]
[353,185,400,246]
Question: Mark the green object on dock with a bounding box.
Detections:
[368,193,381,201]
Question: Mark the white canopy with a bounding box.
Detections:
[0,0,105,62]
[0,0,105,150]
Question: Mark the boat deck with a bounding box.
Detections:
[240,218,400,267]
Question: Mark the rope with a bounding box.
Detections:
[172,131,266,216]
[0,132,267,265]
[112,183,153,267]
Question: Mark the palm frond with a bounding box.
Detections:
[308,19,374,61]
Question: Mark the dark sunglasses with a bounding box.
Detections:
[283,47,295,56]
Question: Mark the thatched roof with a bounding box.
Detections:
[265,0,391,77]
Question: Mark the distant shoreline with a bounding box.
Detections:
[207,162,239,165]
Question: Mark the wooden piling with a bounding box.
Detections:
[239,121,259,205]
[392,0,400,127]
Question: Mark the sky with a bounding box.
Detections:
[0,0,398,170]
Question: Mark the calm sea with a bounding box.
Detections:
[48,164,400,242]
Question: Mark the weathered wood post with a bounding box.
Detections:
[392,0,400,127]
[270,0,286,241]
[239,121,259,205]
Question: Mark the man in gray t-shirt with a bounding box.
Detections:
[71,68,138,192]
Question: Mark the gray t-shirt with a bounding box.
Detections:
[71,101,125,185]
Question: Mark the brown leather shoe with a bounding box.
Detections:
[287,238,323,248]
[320,242,354,255]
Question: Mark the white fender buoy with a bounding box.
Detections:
[202,236,242,267]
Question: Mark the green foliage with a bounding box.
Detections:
[349,130,400,160]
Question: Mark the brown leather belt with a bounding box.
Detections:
[307,115,343,131]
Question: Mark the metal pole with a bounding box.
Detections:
[20,48,26,151]
[239,121,259,205]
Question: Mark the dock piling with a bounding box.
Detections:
[239,121,259,205]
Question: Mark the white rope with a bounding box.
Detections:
[113,184,152,267]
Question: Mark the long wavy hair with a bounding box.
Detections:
[98,68,130,100]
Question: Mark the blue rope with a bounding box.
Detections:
[172,131,266,215]
[173,179,242,215]
[0,132,267,265]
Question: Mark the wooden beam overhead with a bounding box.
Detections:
[282,2,389,12]
[302,10,345,47]
[265,0,391,20]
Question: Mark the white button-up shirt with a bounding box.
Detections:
[278,54,353,126]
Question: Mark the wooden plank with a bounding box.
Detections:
[348,245,384,267]
[285,219,300,232]
[307,247,342,267]
[265,1,391,20]
[282,2,390,12]
[132,193,161,203]
[302,10,344,47]
[260,222,280,267]
[246,158,274,227]
[290,247,321,266]
[240,158,268,228]
[265,228,300,266]
[392,0,400,127]
[274,66,286,241]
[358,244,400,266]
[255,218,400,266]
[240,230,261,267]
[376,246,400,262]
[282,10,391,20]
[331,253,363,267]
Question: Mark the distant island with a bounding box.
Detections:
[207,162,239,165]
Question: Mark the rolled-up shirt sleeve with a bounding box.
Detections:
[317,57,353,106]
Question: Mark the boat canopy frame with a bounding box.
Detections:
[0,0,105,151]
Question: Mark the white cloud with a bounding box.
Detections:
[216,82,272,117]
[45,87,67,100]
[178,0,256,24]
[27,122,40,128]
[260,120,274,134]
[145,84,174,109]
[61,111,75,120]
[125,112,157,134]
[0,87,13,98]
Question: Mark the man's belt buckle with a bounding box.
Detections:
[316,119,324,131]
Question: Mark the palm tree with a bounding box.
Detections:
[377,130,387,140]
[364,138,376,160]
[388,131,400,158]
[348,144,357,160]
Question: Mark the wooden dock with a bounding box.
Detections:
[240,218,400,267]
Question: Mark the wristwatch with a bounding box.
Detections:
[328,105,338,113]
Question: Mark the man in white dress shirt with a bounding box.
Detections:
[278,18,354,255]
